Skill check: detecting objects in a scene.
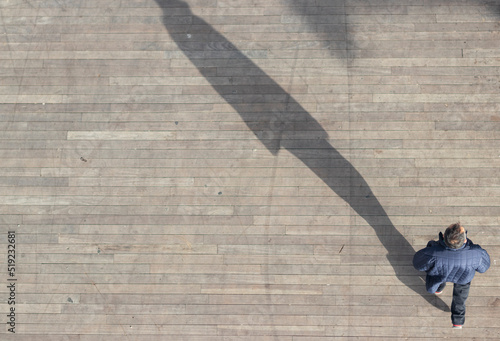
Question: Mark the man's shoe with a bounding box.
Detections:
[452,324,463,329]
[435,283,446,295]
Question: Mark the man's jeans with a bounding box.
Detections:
[452,282,471,325]
[436,282,471,325]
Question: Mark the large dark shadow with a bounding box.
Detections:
[155,0,448,311]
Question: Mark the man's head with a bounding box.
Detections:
[444,222,466,249]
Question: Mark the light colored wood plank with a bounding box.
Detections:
[0,0,499,339]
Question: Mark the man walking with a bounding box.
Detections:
[413,222,490,328]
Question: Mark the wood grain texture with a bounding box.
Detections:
[0,0,499,339]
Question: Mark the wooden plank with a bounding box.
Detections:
[1,0,499,339]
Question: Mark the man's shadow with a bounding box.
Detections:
[155,0,448,311]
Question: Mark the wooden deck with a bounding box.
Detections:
[1,0,499,339]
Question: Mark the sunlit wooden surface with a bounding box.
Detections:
[0,0,499,339]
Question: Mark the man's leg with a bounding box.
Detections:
[436,282,446,294]
[451,282,471,326]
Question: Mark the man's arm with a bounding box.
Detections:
[413,249,434,272]
[477,248,491,273]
